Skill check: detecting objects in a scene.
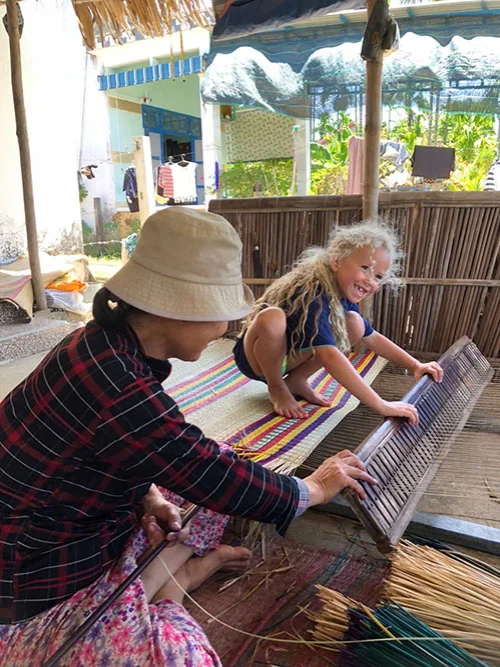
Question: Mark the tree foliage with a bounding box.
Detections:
[221,159,293,198]
[221,109,498,198]
[310,109,498,194]
[310,112,354,195]
[441,114,497,191]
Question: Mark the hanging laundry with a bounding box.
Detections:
[347,137,410,194]
[484,158,500,191]
[346,136,365,195]
[123,166,139,213]
[157,163,174,199]
[79,164,98,180]
[171,162,197,204]
[380,140,409,170]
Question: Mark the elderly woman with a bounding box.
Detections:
[0,209,375,666]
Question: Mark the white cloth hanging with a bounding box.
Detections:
[171,162,197,203]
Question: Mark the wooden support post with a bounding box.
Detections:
[93,197,104,242]
[6,0,47,311]
[362,0,383,220]
[133,136,156,227]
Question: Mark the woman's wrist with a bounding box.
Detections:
[292,477,311,517]
[302,477,325,506]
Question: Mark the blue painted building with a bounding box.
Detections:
[92,28,211,207]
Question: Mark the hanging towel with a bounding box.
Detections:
[346,136,365,195]
[157,163,175,199]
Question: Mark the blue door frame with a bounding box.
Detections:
[142,105,203,203]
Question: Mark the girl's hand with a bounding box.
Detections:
[378,399,419,425]
[303,450,377,505]
[413,361,443,383]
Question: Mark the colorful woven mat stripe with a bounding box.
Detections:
[227,351,377,466]
[169,356,249,416]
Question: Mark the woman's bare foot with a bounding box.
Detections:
[268,382,308,419]
[285,375,330,409]
[151,545,252,604]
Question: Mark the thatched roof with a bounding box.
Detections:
[72,0,214,49]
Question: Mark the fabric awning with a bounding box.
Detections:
[212,0,364,40]
[201,32,500,117]
[209,3,500,72]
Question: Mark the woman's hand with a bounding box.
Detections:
[302,450,377,506]
[141,484,190,548]
[378,399,419,425]
[412,361,443,383]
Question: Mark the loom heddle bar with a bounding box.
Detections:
[344,336,494,553]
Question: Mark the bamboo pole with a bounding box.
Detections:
[362,0,383,220]
[6,0,47,311]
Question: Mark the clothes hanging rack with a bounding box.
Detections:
[163,152,193,165]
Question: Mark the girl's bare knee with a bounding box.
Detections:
[345,311,365,346]
[253,307,287,337]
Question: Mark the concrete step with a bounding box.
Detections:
[0,313,80,364]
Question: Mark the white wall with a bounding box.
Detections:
[0,0,89,255]
[79,54,116,231]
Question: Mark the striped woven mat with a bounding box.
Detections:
[165,340,386,474]
[169,354,250,416]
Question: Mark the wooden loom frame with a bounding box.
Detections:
[341,336,494,553]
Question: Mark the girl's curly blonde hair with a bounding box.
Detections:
[241,219,402,353]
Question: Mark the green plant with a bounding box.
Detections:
[128,218,141,235]
[221,159,293,198]
[309,112,355,194]
[81,220,122,259]
[382,110,496,191]
[79,183,88,203]
[438,113,497,190]
[81,220,93,243]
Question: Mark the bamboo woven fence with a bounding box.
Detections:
[209,192,500,359]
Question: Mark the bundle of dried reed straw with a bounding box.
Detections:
[383,541,500,665]
[311,587,486,666]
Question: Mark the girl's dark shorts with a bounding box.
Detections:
[233,334,266,382]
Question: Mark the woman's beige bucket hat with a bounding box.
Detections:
[106,208,254,322]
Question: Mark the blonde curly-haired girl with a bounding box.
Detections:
[233,220,443,420]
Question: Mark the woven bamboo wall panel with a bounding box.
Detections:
[211,193,500,358]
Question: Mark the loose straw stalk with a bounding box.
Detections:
[309,587,350,644]
[383,541,500,665]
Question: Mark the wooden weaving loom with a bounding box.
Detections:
[343,337,494,553]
